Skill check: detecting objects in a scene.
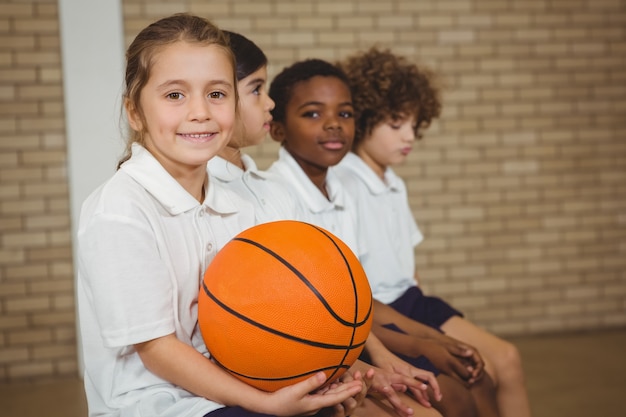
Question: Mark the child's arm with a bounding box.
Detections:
[372,300,484,384]
[372,324,479,386]
[374,300,485,374]
[363,334,441,411]
[135,333,364,416]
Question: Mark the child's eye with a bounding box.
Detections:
[302,111,320,118]
[252,84,264,96]
[166,92,184,100]
[209,91,226,99]
[339,111,353,119]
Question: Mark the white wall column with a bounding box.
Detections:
[58,0,125,374]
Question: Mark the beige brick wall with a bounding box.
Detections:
[1,0,76,381]
[1,0,624,381]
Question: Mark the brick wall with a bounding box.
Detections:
[0,0,76,381]
[1,0,624,381]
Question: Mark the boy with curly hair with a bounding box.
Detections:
[336,47,532,417]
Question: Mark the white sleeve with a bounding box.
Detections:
[78,212,175,348]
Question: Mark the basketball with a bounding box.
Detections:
[198,220,372,392]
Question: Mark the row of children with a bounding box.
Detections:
[77,13,531,417]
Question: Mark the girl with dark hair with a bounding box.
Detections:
[209,35,444,417]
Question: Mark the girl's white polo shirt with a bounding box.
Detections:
[335,152,423,304]
[208,154,301,223]
[77,144,255,417]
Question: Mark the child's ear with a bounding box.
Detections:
[269,121,286,143]
[125,98,144,132]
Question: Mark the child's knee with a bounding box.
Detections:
[501,340,522,367]
[438,390,477,417]
[493,340,525,381]
[434,375,477,417]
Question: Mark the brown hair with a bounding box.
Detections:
[118,13,236,168]
[338,47,442,149]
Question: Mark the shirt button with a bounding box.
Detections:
[206,243,213,252]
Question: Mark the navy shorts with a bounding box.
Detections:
[205,406,330,417]
[205,407,274,417]
[389,286,463,329]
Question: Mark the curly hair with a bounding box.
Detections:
[338,47,442,148]
[269,58,351,124]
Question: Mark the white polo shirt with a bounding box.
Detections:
[208,154,302,223]
[335,152,423,304]
[77,143,255,417]
[267,147,366,259]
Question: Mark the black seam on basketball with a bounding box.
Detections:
[212,354,352,382]
[233,236,371,328]
[304,225,374,326]
[303,223,373,374]
[244,222,373,378]
[202,280,367,350]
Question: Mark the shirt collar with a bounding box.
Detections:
[121,143,240,216]
[208,155,243,182]
[277,147,346,213]
[208,154,272,183]
[341,152,402,194]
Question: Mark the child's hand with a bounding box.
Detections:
[267,372,363,416]
[420,336,484,385]
[338,368,373,413]
[437,335,484,383]
[318,369,374,417]
[370,354,442,410]
[366,356,445,415]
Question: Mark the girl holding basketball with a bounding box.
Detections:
[208,30,445,417]
[76,14,366,417]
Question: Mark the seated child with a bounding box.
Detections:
[336,47,532,417]
[267,57,487,417]
[76,14,366,417]
[208,31,301,224]
[209,31,441,417]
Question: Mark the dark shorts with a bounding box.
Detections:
[205,407,274,417]
[389,286,463,329]
[205,406,330,417]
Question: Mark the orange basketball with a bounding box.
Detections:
[198,220,372,392]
